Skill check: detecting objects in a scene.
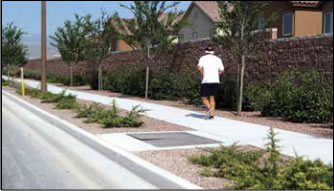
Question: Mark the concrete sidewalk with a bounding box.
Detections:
[5,77,333,164]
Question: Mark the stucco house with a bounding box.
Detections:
[264,1,333,38]
[178,1,333,42]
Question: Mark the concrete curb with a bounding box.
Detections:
[2,90,202,189]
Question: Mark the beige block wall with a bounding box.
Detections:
[294,10,323,36]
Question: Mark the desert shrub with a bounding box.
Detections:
[2,78,9,86]
[76,99,147,128]
[150,72,181,100]
[41,90,67,103]
[24,70,41,80]
[99,102,147,128]
[3,67,20,77]
[190,144,263,189]
[54,96,79,110]
[103,66,146,97]
[76,103,104,118]
[87,71,99,90]
[190,128,333,190]
[150,70,200,101]
[262,69,333,123]
[216,76,239,110]
[244,82,272,111]
[274,157,333,190]
[22,69,87,86]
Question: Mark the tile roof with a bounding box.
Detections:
[193,1,220,22]
[291,1,322,7]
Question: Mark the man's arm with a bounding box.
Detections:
[219,59,224,75]
[198,66,203,76]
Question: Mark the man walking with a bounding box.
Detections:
[197,45,224,119]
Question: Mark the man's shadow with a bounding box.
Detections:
[185,113,208,120]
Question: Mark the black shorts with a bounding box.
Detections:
[200,83,219,97]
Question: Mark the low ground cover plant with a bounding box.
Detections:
[190,128,333,190]
[76,100,148,128]
[14,82,147,128]
[2,78,9,86]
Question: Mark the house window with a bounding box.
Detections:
[192,32,198,40]
[258,17,265,29]
[282,12,294,36]
[324,12,333,34]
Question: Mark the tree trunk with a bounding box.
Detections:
[237,55,246,116]
[70,64,73,87]
[145,45,150,99]
[98,66,102,91]
[145,66,149,99]
[7,68,10,86]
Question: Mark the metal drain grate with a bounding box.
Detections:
[128,132,221,147]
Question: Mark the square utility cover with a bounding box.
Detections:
[128,132,221,147]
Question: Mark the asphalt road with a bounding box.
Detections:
[1,95,156,189]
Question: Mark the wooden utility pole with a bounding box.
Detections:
[41,1,47,92]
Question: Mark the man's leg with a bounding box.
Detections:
[209,96,216,117]
[202,97,211,110]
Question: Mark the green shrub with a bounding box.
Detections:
[24,70,41,80]
[87,71,99,90]
[99,103,147,128]
[2,78,9,86]
[190,144,263,189]
[190,128,333,190]
[216,76,238,110]
[103,66,146,97]
[76,99,146,128]
[275,157,333,190]
[262,69,333,123]
[76,103,104,118]
[55,96,79,110]
[41,90,67,103]
[23,69,87,86]
[244,82,272,111]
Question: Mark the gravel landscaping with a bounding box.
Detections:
[137,148,232,189]
[2,86,190,134]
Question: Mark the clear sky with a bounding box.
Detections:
[2,1,192,58]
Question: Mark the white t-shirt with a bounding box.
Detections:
[197,54,224,84]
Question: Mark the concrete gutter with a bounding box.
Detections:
[2,90,202,189]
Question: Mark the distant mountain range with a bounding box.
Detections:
[22,33,60,60]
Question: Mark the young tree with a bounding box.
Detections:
[214,1,276,115]
[84,10,114,91]
[50,14,91,86]
[114,1,187,99]
[2,22,28,76]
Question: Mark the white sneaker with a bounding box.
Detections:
[207,108,212,117]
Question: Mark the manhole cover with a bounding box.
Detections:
[128,132,221,147]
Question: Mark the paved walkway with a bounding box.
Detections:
[5,77,333,164]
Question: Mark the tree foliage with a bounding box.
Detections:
[114,1,186,59]
[50,14,92,86]
[214,1,277,115]
[84,10,115,90]
[2,22,28,69]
